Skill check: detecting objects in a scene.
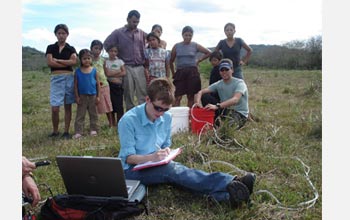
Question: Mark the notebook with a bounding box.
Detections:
[132,147,183,171]
[56,155,146,202]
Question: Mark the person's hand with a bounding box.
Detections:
[239,60,245,66]
[95,96,100,105]
[75,96,80,105]
[204,104,217,110]
[22,156,36,175]
[153,148,170,161]
[22,175,41,207]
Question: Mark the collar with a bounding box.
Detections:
[122,25,139,33]
[140,103,164,126]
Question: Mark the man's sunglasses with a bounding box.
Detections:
[151,102,170,112]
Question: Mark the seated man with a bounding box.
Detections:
[194,58,249,130]
[117,78,255,209]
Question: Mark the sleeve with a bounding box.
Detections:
[69,46,77,56]
[208,81,219,93]
[117,117,137,165]
[103,29,118,51]
[234,81,247,95]
[237,38,244,49]
[45,44,53,56]
[119,59,125,66]
[216,40,223,50]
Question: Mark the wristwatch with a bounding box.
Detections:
[215,103,221,109]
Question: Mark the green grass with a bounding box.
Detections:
[22,65,322,219]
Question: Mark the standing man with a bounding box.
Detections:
[104,10,147,111]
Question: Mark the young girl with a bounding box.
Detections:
[103,45,126,125]
[90,40,114,128]
[169,26,211,107]
[45,24,77,139]
[73,49,100,139]
[151,24,167,49]
[144,32,170,85]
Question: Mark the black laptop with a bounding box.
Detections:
[56,155,146,202]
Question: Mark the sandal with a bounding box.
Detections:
[72,133,82,139]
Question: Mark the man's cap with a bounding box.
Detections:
[219,62,232,71]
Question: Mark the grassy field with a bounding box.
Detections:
[22,65,322,219]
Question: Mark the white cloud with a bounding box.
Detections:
[22,0,322,52]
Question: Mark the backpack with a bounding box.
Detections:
[40,194,148,220]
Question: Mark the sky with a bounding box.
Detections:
[22,0,322,53]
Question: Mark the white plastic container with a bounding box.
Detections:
[168,107,190,134]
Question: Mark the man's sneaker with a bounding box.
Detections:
[235,173,256,195]
[48,132,60,138]
[226,180,250,209]
[61,132,71,139]
[90,131,97,136]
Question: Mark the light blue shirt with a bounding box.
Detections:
[118,103,172,170]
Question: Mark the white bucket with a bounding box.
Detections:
[168,107,189,134]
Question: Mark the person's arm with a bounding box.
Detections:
[104,62,123,77]
[144,59,150,81]
[103,29,118,52]
[169,45,177,78]
[205,92,242,111]
[54,53,78,67]
[118,65,126,77]
[196,44,211,66]
[214,40,222,53]
[22,175,40,207]
[165,59,170,78]
[240,41,253,65]
[74,72,80,104]
[126,147,171,165]
[22,156,36,176]
[46,54,67,68]
[194,88,212,108]
[95,71,100,104]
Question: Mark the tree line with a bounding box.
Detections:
[248,35,322,70]
[22,35,322,72]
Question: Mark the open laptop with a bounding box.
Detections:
[56,155,146,202]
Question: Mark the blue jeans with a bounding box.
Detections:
[125,161,235,201]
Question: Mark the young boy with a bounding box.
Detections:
[195,58,249,129]
[144,32,170,85]
[201,51,222,107]
[117,78,255,209]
